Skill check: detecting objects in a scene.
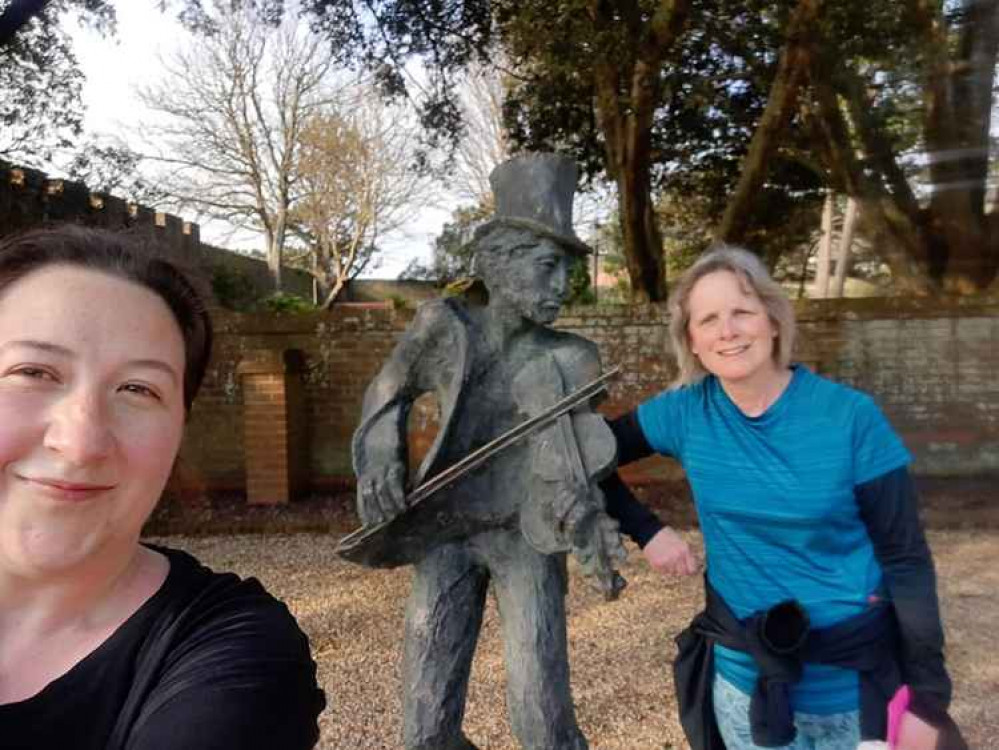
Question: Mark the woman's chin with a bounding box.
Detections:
[3,528,109,577]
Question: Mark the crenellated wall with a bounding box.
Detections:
[0,159,202,262]
[0,159,313,299]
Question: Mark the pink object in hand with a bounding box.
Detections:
[887,685,912,748]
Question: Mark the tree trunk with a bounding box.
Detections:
[587,0,688,302]
[832,196,858,297]
[814,191,834,297]
[921,0,999,292]
[268,213,287,292]
[321,275,348,309]
[716,0,822,244]
[593,88,668,301]
[611,131,668,302]
[806,71,935,294]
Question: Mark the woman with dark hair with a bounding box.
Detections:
[603,245,962,750]
[0,225,324,749]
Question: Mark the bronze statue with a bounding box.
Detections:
[339,153,626,750]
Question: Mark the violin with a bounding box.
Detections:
[512,351,627,601]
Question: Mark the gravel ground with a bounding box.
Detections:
[150,530,999,750]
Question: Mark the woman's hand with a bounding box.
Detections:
[642,526,699,576]
[895,711,942,750]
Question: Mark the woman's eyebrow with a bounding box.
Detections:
[0,339,73,357]
[128,359,181,384]
[0,341,180,384]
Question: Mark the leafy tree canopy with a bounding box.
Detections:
[0,0,115,165]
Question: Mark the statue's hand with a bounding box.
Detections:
[572,511,628,600]
[561,488,628,600]
[357,462,407,527]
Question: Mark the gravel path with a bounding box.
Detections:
[151,530,999,749]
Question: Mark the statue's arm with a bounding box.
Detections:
[351,304,441,525]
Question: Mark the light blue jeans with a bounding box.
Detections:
[713,673,862,750]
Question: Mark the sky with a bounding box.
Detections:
[67,1,447,278]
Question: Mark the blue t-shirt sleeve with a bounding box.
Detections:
[852,394,911,485]
[636,387,685,458]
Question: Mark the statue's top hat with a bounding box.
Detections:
[473,153,590,255]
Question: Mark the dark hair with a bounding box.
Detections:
[0,224,213,411]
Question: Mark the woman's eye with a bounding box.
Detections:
[119,383,161,400]
[10,366,55,381]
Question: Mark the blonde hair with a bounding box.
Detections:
[668,244,796,386]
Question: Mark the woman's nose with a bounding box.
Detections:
[44,392,114,465]
[718,315,737,339]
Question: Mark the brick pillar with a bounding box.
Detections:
[237,350,308,505]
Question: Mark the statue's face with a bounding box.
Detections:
[482,230,572,325]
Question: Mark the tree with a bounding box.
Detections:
[529,0,999,294]
[301,0,689,301]
[293,0,998,295]
[450,57,513,206]
[714,0,823,245]
[60,137,165,204]
[138,1,341,290]
[709,0,998,293]
[811,0,999,293]
[290,92,432,307]
[401,60,511,285]
[300,0,692,301]
[0,0,218,168]
[400,203,488,285]
[503,0,691,302]
[0,0,114,165]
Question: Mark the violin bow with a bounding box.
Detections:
[406,365,621,506]
[341,365,621,543]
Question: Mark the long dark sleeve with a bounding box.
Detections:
[600,412,665,548]
[856,465,952,716]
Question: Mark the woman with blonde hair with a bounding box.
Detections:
[602,245,962,750]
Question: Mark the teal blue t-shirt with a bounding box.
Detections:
[637,365,911,714]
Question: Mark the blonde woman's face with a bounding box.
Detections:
[686,270,780,387]
[0,266,186,578]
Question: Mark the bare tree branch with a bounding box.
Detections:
[138,1,346,290]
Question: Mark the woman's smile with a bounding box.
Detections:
[715,343,751,357]
[16,474,117,502]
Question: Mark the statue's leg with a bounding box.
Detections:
[403,542,489,750]
[486,533,588,750]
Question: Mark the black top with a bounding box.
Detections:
[0,546,325,750]
[601,411,663,547]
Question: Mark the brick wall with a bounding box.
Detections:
[180,296,999,498]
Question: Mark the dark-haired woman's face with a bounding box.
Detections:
[0,266,186,576]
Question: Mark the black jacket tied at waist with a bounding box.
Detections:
[673,578,903,750]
